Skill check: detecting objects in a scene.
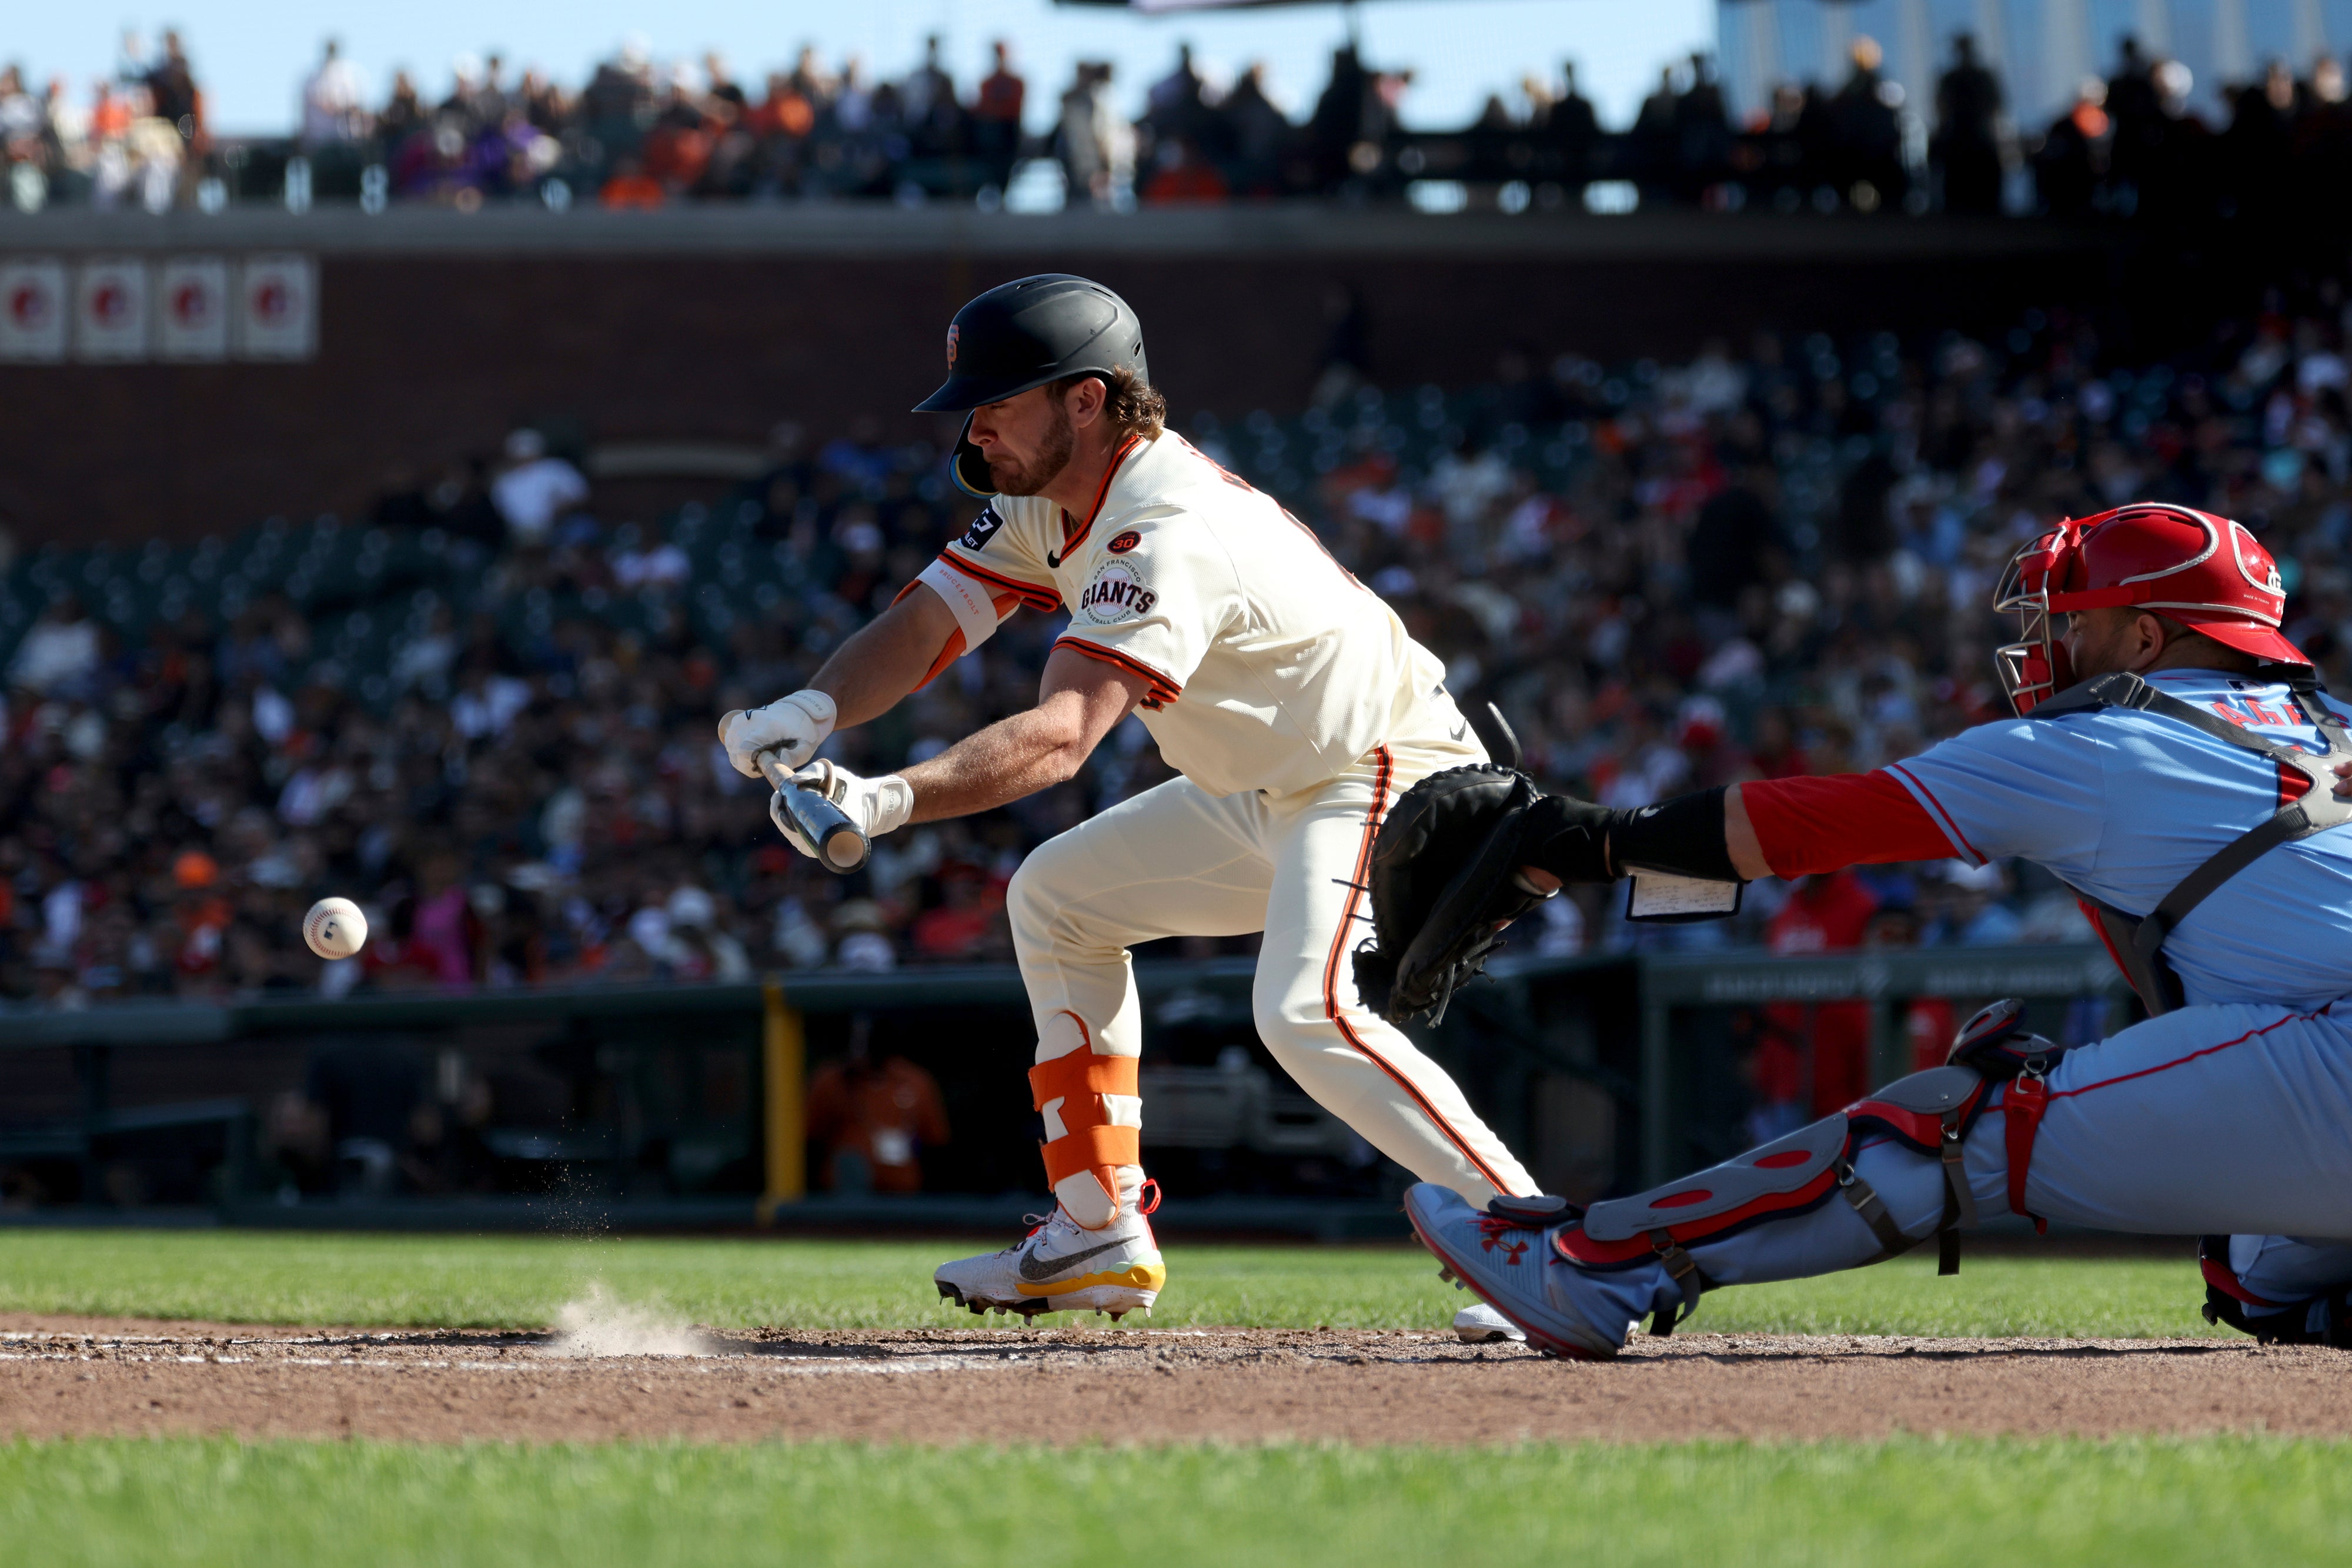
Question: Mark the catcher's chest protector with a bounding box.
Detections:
[2030,671,2352,1014]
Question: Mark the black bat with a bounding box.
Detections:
[757,754,870,874]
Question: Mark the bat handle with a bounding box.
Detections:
[757,751,870,873]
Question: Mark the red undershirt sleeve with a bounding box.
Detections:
[1740,771,1962,880]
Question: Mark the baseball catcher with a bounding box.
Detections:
[1400,504,2352,1356]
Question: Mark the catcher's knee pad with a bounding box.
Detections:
[2199,1237,2352,1346]
[1029,1011,1141,1228]
[1943,998,2072,1238]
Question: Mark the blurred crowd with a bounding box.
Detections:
[11,285,2352,1021]
[9,26,2352,218]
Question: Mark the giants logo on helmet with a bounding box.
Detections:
[1994,504,2308,715]
[945,323,960,368]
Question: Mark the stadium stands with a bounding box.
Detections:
[10,28,2352,220]
[7,290,2352,1014]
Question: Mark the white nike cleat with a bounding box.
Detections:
[934,1198,1165,1320]
[1452,1302,1526,1343]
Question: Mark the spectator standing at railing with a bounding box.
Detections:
[1308,44,1374,191]
[300,39,370,148]
[143,31,200,140]
[375,70,426,156]
[1672,52,1732,202]
[2226,59,2304,224]
[902,35,954,125]
[1545,61,1600,196]
[0,67,40,166]
[973,41,1025,193]
[2035,78,2111,219]
[2104,36,2163,205]
[1628,66,1679,203]
[1830,36,1905,210]
[1057,61,1130,207]
[1143,43,1212,165]
[581,38,655,173]
[1218,62,1289,195]
[1933,33,2004,215]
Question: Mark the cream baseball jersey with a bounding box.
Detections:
[914,432,1461,797]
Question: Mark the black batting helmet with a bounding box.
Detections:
[915,275,1148,496]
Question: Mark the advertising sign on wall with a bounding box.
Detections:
[74,257,151,361]
[0,258,68,361]
[238,253,318,360]
[158,256,232,360]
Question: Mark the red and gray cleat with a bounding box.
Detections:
[934,1194,1165,1320]
[1405,1184,1623,1360]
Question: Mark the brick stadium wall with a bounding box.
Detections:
[0,208,2121,545]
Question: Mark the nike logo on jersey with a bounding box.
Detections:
[1016,1238,1131,1282]
[1449,721,1468,742]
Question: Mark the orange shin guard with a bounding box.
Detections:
[1028,1048,1141,1216]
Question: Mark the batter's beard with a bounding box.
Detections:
[987,404,1075,496]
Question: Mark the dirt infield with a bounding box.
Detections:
[4,1315,2347,1445]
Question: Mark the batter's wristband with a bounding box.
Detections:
[1608,785,1738,882]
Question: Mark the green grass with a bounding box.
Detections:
[4,1436,2348,1567]
[0,1229,2227,1336]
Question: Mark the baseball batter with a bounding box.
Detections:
[720,275,1536,1326]
[1406,503,2352,1357]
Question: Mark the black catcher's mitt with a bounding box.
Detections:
[1352,764,1551,1025]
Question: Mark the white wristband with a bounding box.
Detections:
[918,557,1003,657]
[875,775,915,836]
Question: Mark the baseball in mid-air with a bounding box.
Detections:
[303,898,369,960]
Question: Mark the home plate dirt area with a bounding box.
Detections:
[4,1316,2348,1444]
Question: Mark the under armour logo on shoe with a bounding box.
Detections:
[1481,1234,1529,1265]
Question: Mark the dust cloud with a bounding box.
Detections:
[542,1284,715,1358]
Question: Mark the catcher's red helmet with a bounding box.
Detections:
[1993,503,2307,714]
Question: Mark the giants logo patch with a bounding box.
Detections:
[958,505,1005,551]
[1078,561,1158,624]
[946,323,960,367]
[1105,529,1142,554]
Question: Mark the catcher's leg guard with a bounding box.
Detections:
[1030,1011,1143,1229]
[1557,1062,1999,1334]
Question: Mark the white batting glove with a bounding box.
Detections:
[719,690,838,779]
[771,758,916,858]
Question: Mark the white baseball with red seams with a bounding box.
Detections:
[922,429,1536,1295]
[302,897,368,960]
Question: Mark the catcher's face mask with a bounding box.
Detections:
[1992,522,2082,716]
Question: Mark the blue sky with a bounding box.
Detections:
[5,1,1715,136]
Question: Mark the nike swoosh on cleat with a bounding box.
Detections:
[1016,1238,1132,1282]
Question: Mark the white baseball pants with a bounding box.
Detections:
[1005,740,1537,1216]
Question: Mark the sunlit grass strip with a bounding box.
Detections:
[0,1229,2224,1337]
[2,1435,2345,1568]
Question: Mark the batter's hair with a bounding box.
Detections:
[1054,365,1166,441]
